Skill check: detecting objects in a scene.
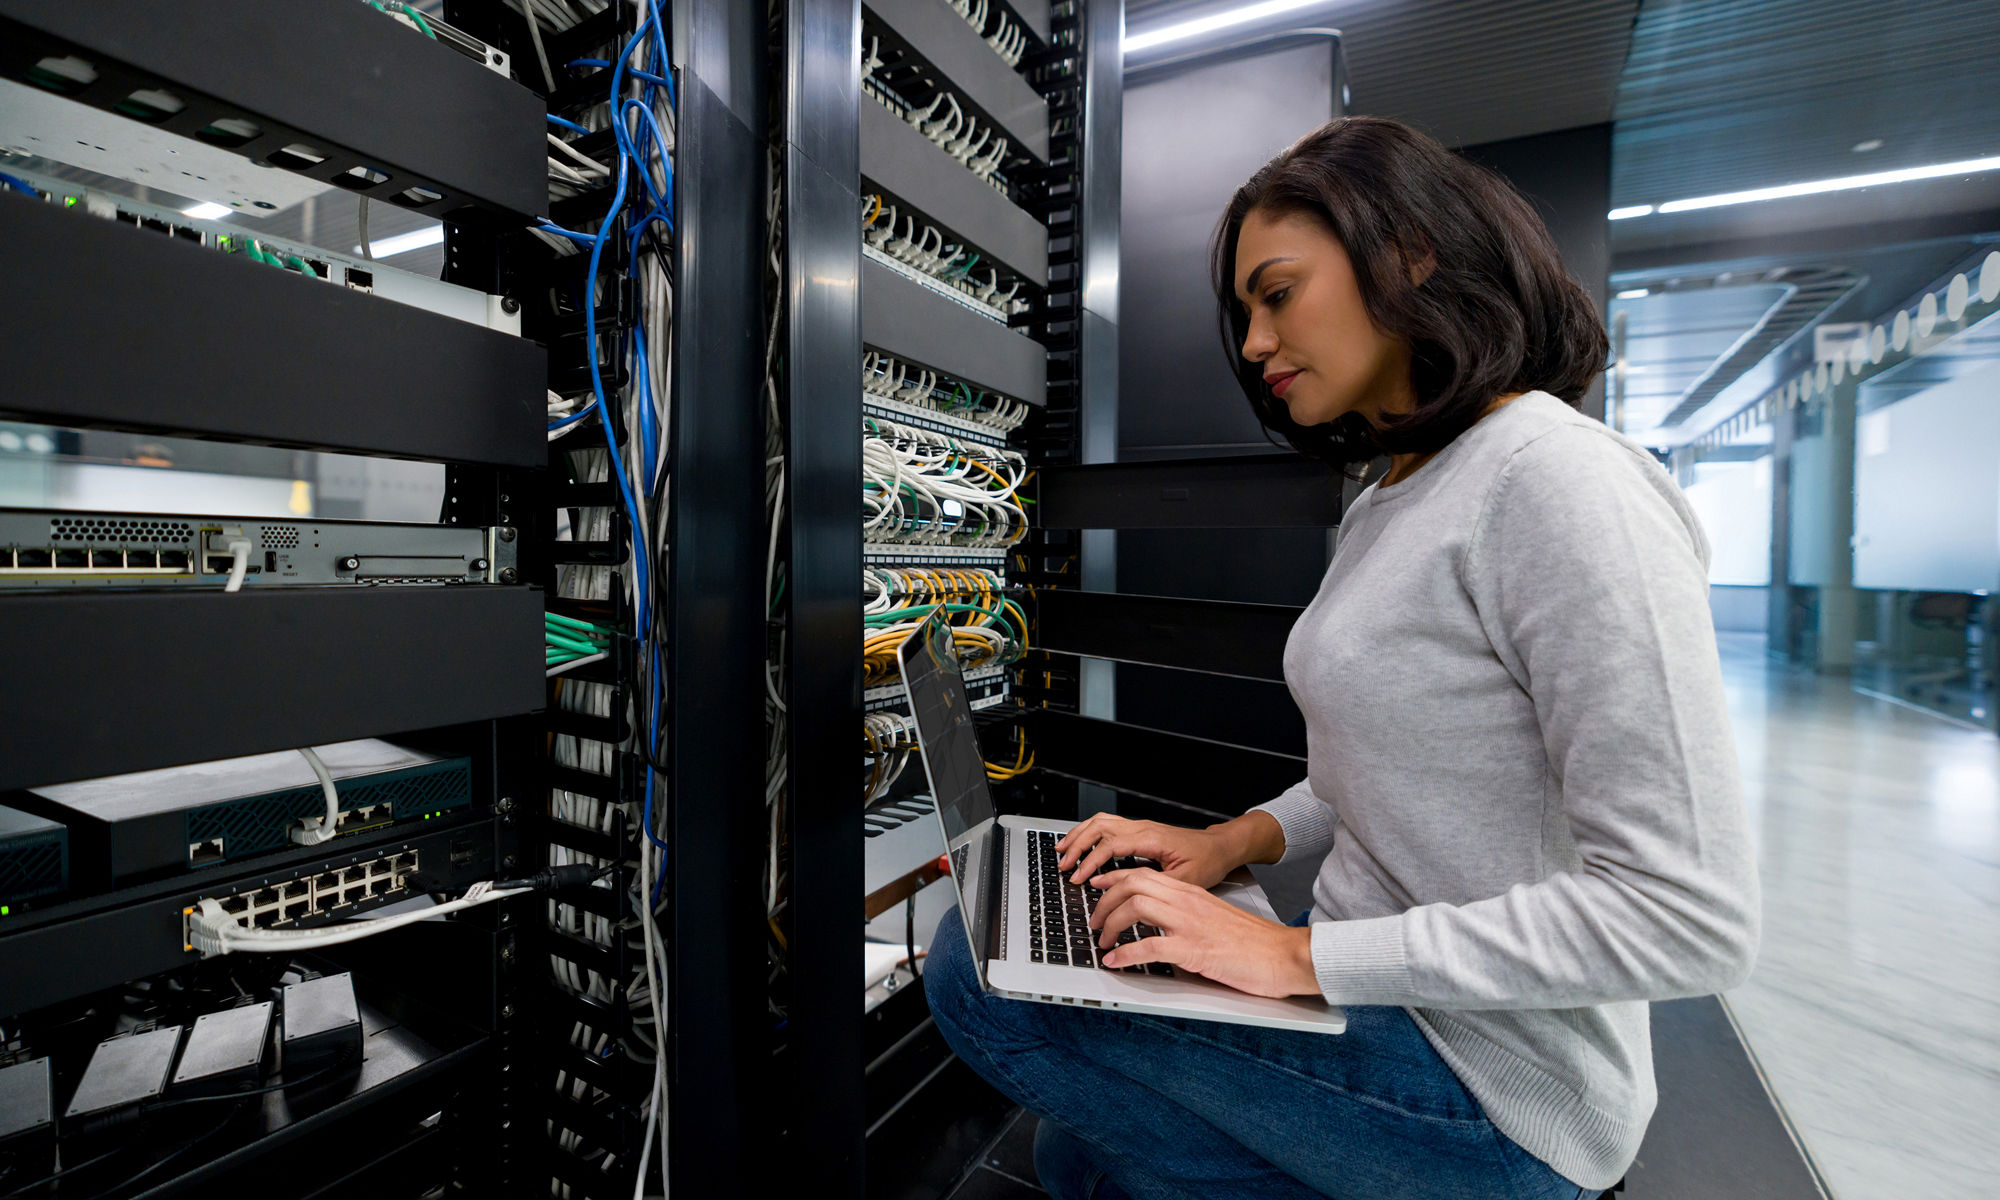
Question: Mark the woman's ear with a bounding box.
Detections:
[1407,250,1436,287]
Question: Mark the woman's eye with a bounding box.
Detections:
[1264,288,1289,306]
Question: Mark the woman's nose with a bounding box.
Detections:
[1240,317,1276,362]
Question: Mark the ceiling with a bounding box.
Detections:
[1125,0,1641,149]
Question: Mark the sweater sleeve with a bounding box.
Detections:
[1308,426,1761,1009]
[1248,778,1337,866]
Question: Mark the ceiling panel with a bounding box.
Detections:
[1612,0,2000,216]
[1126,0,1639,148]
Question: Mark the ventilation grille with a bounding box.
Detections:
[0,835,66,902]
[263,526,300,549]
[49,518,194,544]
[184,760,472,863]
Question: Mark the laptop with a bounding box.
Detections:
[896,606,1347,1034]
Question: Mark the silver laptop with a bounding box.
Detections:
[896,606,1346,1034]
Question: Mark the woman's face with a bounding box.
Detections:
[1232,207,1412,428]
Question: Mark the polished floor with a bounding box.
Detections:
[1718,633,2000,1199]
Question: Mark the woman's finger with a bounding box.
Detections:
[1054,815,1116,869]
[1101,933,1175,970]
[1094,893,1170,949]
[1067,836,1129,884]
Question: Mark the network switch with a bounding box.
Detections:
[0,508,515,590]
[0,804,67,912]
[12,740,469,887]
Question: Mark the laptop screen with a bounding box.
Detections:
[897,607,999,981]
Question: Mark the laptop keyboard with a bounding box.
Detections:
[1027,829,1173,976]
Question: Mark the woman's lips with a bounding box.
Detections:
[1268,370,1301,399]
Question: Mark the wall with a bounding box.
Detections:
[1116,41,1341,756]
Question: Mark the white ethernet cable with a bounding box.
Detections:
[220,537,253,593]
[187,882,532,957]
[287,746,340,846]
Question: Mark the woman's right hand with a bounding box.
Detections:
[1055,812,1277,892]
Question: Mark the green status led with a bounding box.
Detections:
[1,906,10,916]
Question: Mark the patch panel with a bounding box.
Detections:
[185,849,421,945]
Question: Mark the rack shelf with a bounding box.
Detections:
[862,255,1047,404]
[0,587,544,793]
[861,95,1047,282]
[0,196,546,467]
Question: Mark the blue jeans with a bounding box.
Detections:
[926,906,1597,1200]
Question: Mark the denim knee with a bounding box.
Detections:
[923,907,980,1035]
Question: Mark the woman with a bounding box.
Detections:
[924,117,1759,1200]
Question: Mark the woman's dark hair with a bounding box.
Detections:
[1211,116,1608,468]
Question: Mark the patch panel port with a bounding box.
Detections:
[220,895,249,916]
[126,549,158,568]
[18,550,51,568]
[90,549,122,568]
[250,887,279,907]
[280,899,310,924]
[54,549,86,569]
[159,550,189,569]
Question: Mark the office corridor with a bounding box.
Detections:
[1718,633,2000,1198]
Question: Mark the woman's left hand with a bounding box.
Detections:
[1087,868,1320,1000]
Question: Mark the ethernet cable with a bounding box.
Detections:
[188,880,532,957]
[287,746,340,846]
[219,537,253,592]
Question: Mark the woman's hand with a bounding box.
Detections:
[1086,868,1319,999]
[1054,811,1281,892]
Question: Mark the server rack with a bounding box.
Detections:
[0,2,548,1193]
[763,4,1354,1193]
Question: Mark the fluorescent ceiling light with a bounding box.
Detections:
[353,225,444,257]
[1651,153,2000,215]
[1614,288,1650,300]
[1607,205,1654,220]
[180,202,232,221]
[1124,0,1328,54]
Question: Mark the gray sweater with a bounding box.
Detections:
[1252,392,1760,1190]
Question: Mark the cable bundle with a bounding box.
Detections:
[863,350,1030,433]
[861,195,1026,319]
[862,574,1027,686]
[524,0,675,1192]
[863,710,920,802]
[949,0,1029,67]
[863,418,1030,547]
[546,610,615,675]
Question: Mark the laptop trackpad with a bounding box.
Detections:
[1208,866,1281,922]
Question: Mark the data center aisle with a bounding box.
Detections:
[1716,633,2000,1199]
